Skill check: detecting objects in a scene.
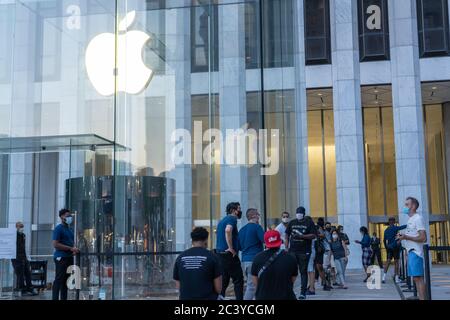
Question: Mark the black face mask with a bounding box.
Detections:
[237,210,242,219]
[326,227,331,231]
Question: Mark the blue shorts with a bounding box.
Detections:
[407,251,424,277]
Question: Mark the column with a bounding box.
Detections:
[293,0,310,211]
[330,0,368,269]
[165,1,192,251]
[218,1,248,217]
[388,0,430,232]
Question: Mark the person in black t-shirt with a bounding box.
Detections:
[173,227,222,300]
[285,207,316,300]
[251,230,298,300]
[11,221,38,296]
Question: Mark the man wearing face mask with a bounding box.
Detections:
[215,202,244,300]
[173,227,222,300]
[285,207,316,300]
[52,209,79,300]
[275,212,290,250]
[11,221,38,296]
[396,197,427,300]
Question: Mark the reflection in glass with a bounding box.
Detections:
[247,90,298,228]
[363,106,397,216]
[191,94,220,248]
[425,104,448,215]
[417,0,450,57]
[245,0,294,69]
[304,0,331,65]
[307,108,336,218]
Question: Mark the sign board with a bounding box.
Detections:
[0,228,16,259]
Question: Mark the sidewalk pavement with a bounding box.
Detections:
[400,264,450,300]
[293,269,401,300]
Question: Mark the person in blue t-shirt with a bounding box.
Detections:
[215,202,244,300]
[383,217,407,283]
[238,208,264,300]
[52,209,79,300]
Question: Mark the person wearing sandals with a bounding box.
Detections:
[355,226,372,282]
[330,229,348,289]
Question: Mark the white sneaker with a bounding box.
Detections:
[382,273,386,283]
[395,275,401,283]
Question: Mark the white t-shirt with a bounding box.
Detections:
[403,213,426,257]
[275,223,287,248]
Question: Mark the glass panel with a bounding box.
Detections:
[308,110,325,217]
[358,0,390,61]
[323,110,337,216]
[191,1,218,72]
[265,90,298,227]
[425,104,447,215]
[363,108,385,216]
[304,0,331,64]
[191,94,220,248]
[245,0,294,69]
[417,0,450,56]
[381,107,398,215]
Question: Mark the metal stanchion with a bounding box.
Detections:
[423,244,432,300]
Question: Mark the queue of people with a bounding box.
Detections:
[9,196,427,300]
[173,196,428,301]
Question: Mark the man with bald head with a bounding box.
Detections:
[11,221,37,296]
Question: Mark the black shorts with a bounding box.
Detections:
[387,247,401,260]
[314,252,324,265]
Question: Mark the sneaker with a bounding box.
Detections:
[298,294,306,300]
[395,275,401,283]
[306,290,316,295]
[382,273,386,283]
[323,285,332,291]
[332,282,339,286]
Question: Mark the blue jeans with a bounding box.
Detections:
[242,261,256,300]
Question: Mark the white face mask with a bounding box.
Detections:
[282,217,289,223]
[332,234,338,240]
[18,228,24,233]
[296,213,304,220]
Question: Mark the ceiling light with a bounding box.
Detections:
[317,93,323,96]
[374,90,379,93]
[432,86,437,90]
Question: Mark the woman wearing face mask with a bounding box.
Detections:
[330,230,348,289]
[355,226,372,282]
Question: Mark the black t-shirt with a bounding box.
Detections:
[173,247,222,300]
[286,218,316,253]
[251,249,298,300]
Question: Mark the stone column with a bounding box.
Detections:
[330,0,368,269]
[165,1,192,251]
[218,1,248,218]
[388,0,430,234]
[293,0,310,211]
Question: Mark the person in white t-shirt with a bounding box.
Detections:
[396,197,427,300]
[275,211,290,250]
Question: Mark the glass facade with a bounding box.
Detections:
[1,0,450,300]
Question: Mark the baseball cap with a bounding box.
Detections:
[264,230,282,248]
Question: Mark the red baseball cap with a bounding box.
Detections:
[264,230,282,248]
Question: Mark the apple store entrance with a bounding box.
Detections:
[0,134,176,300]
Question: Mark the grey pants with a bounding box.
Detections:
[334,257,346,285]
[242,261,256,300]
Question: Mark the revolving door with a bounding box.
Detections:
[66,176,176,300]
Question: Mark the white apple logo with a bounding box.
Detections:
[85,11,153,96]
